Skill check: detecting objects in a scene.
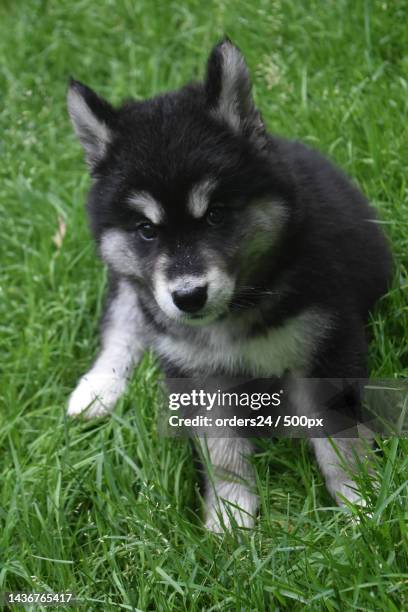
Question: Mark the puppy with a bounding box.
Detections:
[67,39,392,531]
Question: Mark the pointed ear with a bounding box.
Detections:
[205,39,264,138]
[67,79,117,168]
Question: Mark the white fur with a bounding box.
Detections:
[205,478,257,532]
[67,371,128,418]
[240,198,288,275]
[100,228,142,279]
[127,191,164,224]
[248,197,288,238]
[289,378,373,507]
[167,274,206,293]
[311,437,372,507]
[212,42,251,131]
[67,280,144,418]
[153,255,235,323]
[67,87,111,165]
[153,254,180,319]
[199,437,257,532]
[153,309,331,377]
[187,179,216,218]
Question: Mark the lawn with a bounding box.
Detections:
[1,0,407,609]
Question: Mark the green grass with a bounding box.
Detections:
[1,0,408,609]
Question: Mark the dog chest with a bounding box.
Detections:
[152,309,330,377]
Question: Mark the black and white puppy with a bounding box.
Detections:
[67,40,392,531]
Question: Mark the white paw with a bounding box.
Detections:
[204,484,257,533]
[67,372,126,419]
[205,503,255,533]
[332,479,367,508]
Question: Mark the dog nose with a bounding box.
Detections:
[172,285,208,313]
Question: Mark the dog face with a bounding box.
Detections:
[68,40,293,324]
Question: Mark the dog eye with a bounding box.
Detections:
[137,222,157,241]
[207,207,225,227]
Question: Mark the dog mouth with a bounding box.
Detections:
[176,305,229,326]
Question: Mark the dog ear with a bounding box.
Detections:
[205,38,264,139]
[67,79,117,168]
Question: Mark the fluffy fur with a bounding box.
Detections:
[67,39,392,531]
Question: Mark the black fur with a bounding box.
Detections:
[69,40,392,386]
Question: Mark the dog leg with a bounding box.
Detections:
[68,280,144,418]
[311,435,373,507]
[290,375,374,507]
[199,437,258,533]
